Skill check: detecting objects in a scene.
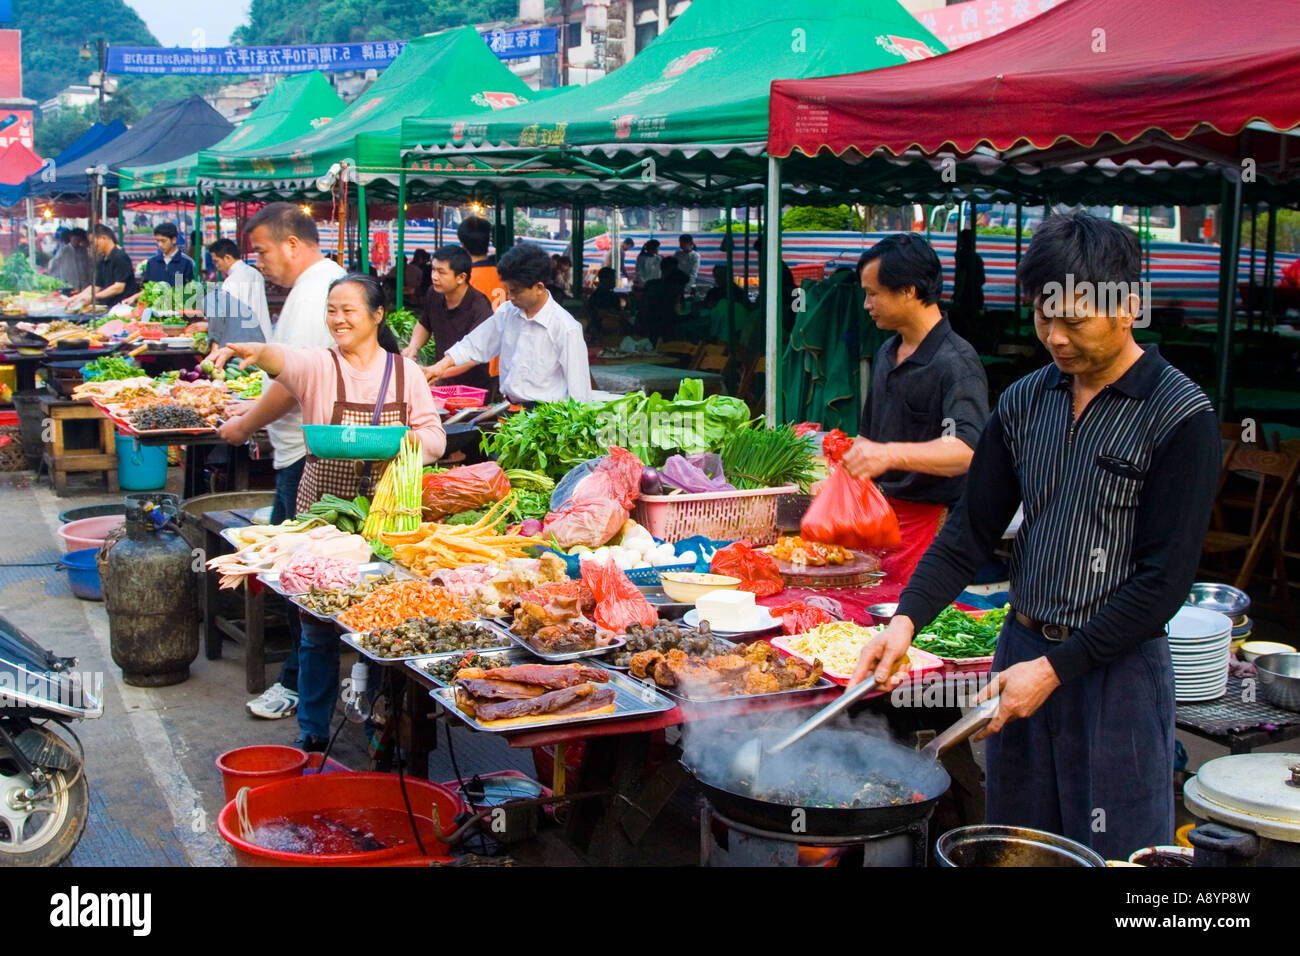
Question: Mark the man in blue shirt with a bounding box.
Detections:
[140,222,195,287]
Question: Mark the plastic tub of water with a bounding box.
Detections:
[216,745,308,803]
[117,431,168,491]
[60,548,104,601]
[217,772,462,866]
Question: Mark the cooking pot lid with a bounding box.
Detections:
[1183,753,1300,842]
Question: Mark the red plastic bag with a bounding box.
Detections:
[792,422,822,437]
[768,601,836,635]
[709,541,785,598]
[801,464,901,550]
[822,429,854,464]
[543,498,627,550]
[571,446,644,510]
[421,462,510,521]
[580,559,657,632]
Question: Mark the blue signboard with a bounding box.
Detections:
[105,41,407,75]
[481,27,558,60]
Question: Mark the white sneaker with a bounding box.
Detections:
[247,683,299,720]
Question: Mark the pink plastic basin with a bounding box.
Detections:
[57,514,126,552]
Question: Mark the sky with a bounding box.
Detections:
[126,0,250,48]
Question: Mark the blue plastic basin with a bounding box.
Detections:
[60,548,104,601]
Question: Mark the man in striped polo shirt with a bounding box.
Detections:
[853,213,1221,858]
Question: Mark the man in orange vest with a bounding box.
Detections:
[457,216,507,388]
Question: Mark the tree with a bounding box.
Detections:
[781,205,854,231]
[235,0,517,46]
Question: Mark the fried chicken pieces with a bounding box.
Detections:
[629,640,822,700]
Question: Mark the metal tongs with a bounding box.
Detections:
[728,656,1000,791]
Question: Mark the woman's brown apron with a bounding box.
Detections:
[295,351,409,514]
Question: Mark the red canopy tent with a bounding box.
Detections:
[0,142,43,186]
[764,0,1300,419]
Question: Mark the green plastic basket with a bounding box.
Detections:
[302,424,408,460]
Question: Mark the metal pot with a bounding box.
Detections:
[935,825,1107,867]
[1183,752,1300,866]
[1255,653,1300,712]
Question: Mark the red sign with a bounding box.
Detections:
[913,0,1059,50]
[0,31,21,99]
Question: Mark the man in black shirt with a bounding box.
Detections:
[405,244,494,393]
[843,234,988,583]
[853,213,1221,858]
[70,224,138,308]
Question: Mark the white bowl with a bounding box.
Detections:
[1239,641,1297,663]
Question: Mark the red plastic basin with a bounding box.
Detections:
[217,772,462,867]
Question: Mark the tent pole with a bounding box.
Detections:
[493,191,503,259]
[1214,174,1243,422]
[725,190,735,358]
[743,204,750,287]
[193,185,203,267]
[211,186,221,243]
[504,197,516,249]
[24,199,35,269]
[358,181,369,273]
[570,203,584,284]
[396,166,406,311]
[764,156,782,426]
[1264,203,1278,321]
[1014,202,1023,332]
[116,190,124,254]
[1248,203,1258,329]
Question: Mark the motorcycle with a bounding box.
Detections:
[0,613,102,866]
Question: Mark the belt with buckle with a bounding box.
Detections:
[1013,609,1072,643]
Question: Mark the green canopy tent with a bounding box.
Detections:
[118,71,346,197]
[196,27,536,200]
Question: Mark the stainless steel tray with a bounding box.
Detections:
[636,585,693,619]
[628,669,836,704]
[603,632,737,670]
[430,667,675,733]
[506,629,626,662]
[339,620,513,665]
[256,561,395,598]
[406,645,535,687]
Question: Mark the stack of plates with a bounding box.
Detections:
[1167,606,1233,702]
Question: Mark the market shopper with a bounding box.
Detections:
[214,202,344,721]
[425,242,592,404]
[456,215,507,310]
[843,233,988,583]
[223,274,447,751]
[853,213,1221,858]
[67,224,138,309]
[140,222,196,287]
[674,234,700,289]
[185,238,272,344]
[405,244,494,392]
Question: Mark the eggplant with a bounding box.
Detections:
[641,467,664,496]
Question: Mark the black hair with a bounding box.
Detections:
[497,242,553,288]
[432,243,472,281]
[857,233,943,305]
[411,248,430,265]
[622,237,634,248]
[92,224,117,243]
[679,234,694,246]
[642,239,660,253]
[1017,212,1141,304]
[557,255,571,267]
[246,201,319,246]
[596,266,615,288]
[208,238,239,259]
[457,215,493,257]
[70,228,88,242]
[328,273,400,352]
[153,222,178,240]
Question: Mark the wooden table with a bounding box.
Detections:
[38,395,118,495]
[198,508,290,693]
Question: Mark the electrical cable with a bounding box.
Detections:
[389,669,427,857]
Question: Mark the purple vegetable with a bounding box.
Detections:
[641,467,664,496]
[518,518,544,536]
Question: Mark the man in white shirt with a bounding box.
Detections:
[428,242,592,404]
[674,234,700,290]
[213,202,344,723]
[209,237,272,341]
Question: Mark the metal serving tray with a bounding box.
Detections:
[506,629,626,662]
[602,631,737,670]
[256,562,395,599]
[430,667,675,733]
[630,669,836,705]
[406,645,535,687]
[339,620,513,665]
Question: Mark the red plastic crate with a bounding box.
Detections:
[431,385,488,411]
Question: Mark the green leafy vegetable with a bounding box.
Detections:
[597,381,751,466]
[481,399,608,480]
[911,604,1009,658]
[719,424,816,490]
[386,308,437,366]
[81,355,143,382]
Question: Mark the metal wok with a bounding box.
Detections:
[686,726,952,835]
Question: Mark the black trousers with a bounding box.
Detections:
[986,618,1175,860]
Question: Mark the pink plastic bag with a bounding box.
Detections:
[543,499,628,550]
[571,446,643,511]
